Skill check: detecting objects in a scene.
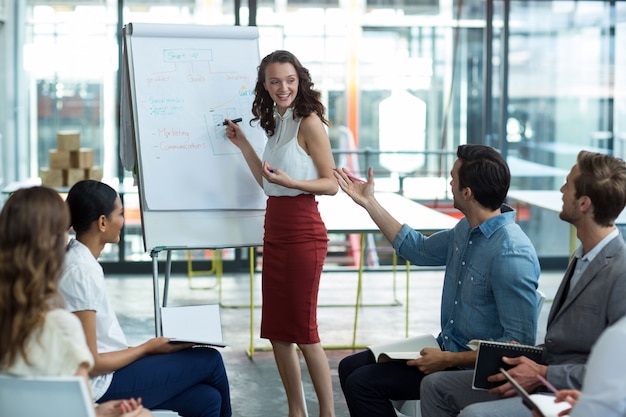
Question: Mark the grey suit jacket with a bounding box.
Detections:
[543,236,626,390]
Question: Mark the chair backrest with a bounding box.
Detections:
[0,373,96,417]
[537,289,546,315]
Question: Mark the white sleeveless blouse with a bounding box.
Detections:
[262,108,319,197]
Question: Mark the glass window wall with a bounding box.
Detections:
[504,1,625,257]
[0,14,5,186]
[2,0,625,269]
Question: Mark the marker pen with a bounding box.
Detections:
[218,118,242,126]
[346,173,366,184]
[334,168,365,184]
[536,374,558,394]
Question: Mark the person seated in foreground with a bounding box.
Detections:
[534,314,626,417]
[0,186,151,417]
[333,144,541,417]
[419,150,626,417]
[58,180,232,417]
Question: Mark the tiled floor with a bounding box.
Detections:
[106,267,565,417]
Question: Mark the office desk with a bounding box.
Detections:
[507,190,576,254]
[507,190,626,255]
[506,156,569,179]
[317,192,458,234]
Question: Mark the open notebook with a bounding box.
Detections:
[368,334,440,363]
[160,304,226,347]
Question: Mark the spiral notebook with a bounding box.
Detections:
[470,340,544,390]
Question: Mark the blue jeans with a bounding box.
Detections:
[338,350,428,417]
[98,347,231,417]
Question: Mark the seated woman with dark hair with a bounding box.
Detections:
[58,179,232,417]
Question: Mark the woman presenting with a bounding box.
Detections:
[225,50,338,417]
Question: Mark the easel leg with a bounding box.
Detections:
[218,251,223,303]
[163,250,172,307]
[151,249,162,336]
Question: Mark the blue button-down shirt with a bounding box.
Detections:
[392,204,540,353]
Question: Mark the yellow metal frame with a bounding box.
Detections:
[186,249,223,298]
[248,247,256,359]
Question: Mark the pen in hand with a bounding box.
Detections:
[536,374,558,394]
[218,117,243,126]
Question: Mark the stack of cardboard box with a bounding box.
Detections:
[40,130,103,187]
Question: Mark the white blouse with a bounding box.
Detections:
[59,238,128,400]
[3,309,94,377]
[262,108,319,197]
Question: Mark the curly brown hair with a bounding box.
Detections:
[0,187,69,369]
[251,50,330,136]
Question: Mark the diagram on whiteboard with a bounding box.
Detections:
[129,33,267,211]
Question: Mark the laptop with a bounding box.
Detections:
[160,304,226,347]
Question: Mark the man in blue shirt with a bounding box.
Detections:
[333,144,541,417]
[419,150,626,417]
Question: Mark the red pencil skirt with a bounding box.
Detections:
[260,194,328,344]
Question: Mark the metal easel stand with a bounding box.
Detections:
[150,248,172,336]
[150,246,259,359]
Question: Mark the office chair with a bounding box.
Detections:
[0,374,96,417]
[0,373,180,417]
[391,289,547,417]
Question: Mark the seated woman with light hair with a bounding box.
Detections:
[0,186,151,417]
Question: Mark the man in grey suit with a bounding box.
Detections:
[419,150,626,417]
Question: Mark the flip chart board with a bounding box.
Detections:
[123,23,266,250]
